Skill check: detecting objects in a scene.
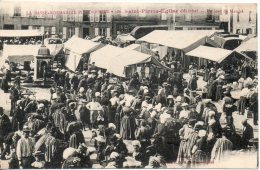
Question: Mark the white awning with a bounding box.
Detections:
[64,35,101,55]
[64,36,103,71]
[90,45,166,77]
[0,29,44,37]
[138,30,222,53]
[186,45,233,63]
[123,44,141,51]
[115,34,136,43]
[2,44,39,64]
[91,36,103,42]
[235,37,258,52]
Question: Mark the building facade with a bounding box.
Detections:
[0,2,257,40]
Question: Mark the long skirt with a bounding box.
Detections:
[238,96,248,115]
[177,140,188,165]
[191,150,208,168]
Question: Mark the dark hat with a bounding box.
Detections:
[188,119,197,126]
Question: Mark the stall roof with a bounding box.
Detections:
[91,36,103,42]
[2,44,38,63]
[64,35,102,55]
[90,44,170,77]
[235,37,258,52]
[186,45,233,63]
[138,30,222,53]
[123,44,141,51]
[0,29,43,37]
[115,34,136,43]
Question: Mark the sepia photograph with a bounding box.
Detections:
[0,0,258,169]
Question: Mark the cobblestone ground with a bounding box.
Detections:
[0,75,258,168]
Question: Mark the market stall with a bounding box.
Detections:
[64,36,104,72]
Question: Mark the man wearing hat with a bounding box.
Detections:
[207,75,224,101]
[11,100,25,132]
[78,72,88,92]
[0,106,12,157]
[16,126,35,169]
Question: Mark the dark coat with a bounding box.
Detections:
[0,114,12,140]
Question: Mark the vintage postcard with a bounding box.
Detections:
[0,0,258,169]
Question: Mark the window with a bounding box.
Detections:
[83,10,90,22]
[175,27,183,30]
[237,13,240,22]
[68,27,75,37]
[14,6,21,17]
[99,12,106,22]
[249,11,252,22]
[206,9,213,21]
[99,28,106,36]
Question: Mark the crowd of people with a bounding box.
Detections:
[0,58,258,168]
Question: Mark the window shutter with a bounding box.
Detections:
[51,27,56,34]
[95,12,100,22]
[78,10,83,22]
[75,27,79,37]
[63,14,67,21]
[185,13,192,21]
[161,13,167,20]
[95,28,99,36]
[28,26,33,30]
[90,12,94,22]
[107,12,111,22]
[63,27,67,39]
[40,26,45,33]
[106,28,111,37]
[74,12,79,22]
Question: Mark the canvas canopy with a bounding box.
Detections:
[64,36,101,55]
[138,30,221,53]
[235,37,258,52]
[0,29,43,37]
[186,46,233,63]
[123,44,141,51]
[186,45,253,63]
[1,44,38,64]
[91,36,103,42]
[115,34,136,44]
[89,45,170,77]
[64,36,103,71]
